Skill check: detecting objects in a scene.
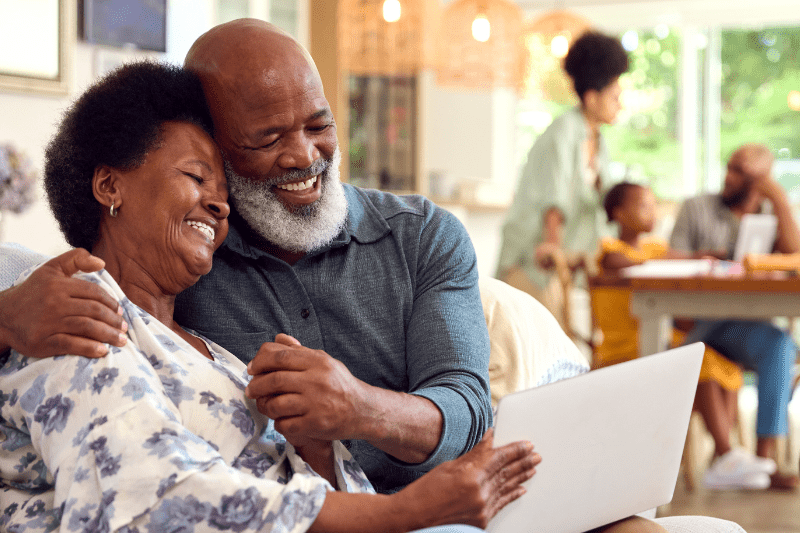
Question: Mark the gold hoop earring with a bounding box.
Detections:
[110,201,118,218]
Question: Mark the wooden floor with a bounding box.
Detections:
[656,386,800,533]
[659,478,800,533]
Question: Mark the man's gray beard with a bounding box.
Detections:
[225,148,348,253]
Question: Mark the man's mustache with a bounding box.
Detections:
[265,157,331,187]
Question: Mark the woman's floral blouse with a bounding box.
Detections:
[0,268,374,533]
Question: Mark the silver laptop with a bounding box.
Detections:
[487,343,704,533]
[733,213,777,261]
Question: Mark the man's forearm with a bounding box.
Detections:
[768,188,800,253]
[356,386,443,464]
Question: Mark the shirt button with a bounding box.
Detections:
[301,308,310,319]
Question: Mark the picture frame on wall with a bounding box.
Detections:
[0,0,72,95]
[80,0,167,53]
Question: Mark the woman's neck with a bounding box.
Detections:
[92,240,178,329]
[581,105,601,139]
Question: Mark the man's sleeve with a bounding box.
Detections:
[669,201,696,252]
[398,204,493,470]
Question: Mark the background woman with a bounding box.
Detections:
[496,31,629,324]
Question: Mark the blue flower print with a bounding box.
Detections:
[14,451,38,473]
[233,450,276,478]
[72,416,109,447]
[143,429,185,459]
[145,353,163,370]
[342,458,373,492]
[209,487,266,532]
[122,376,153,402]
[69,358,96,394]
[160,377,194,406]
[157,473,178,498]
[0,388,18,408]
[74,466,90,482]
[88,437,121,478]
[264,488,322,532]
[19,374,47,413]
[1,425,31,452]
[198,391,225,419]
[166,362,189,377]
[146,495,208,533]
[92,368,119,394]
[228,400,254,437]
[67,489,116,533]
[0,503,17,529]
[25,499,45,518]
[34,394,73,435]
[155,335,180,353]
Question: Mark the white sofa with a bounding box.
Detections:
[478,277,746,533]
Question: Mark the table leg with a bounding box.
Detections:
[639,315,668,357]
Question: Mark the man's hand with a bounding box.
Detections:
[0,248,127,358]
[246,334,374,443]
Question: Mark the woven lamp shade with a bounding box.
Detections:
[436,0,527,93]
[339,0,441,76]
[524,10,592,103]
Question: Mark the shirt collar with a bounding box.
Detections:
[218,183,390,261]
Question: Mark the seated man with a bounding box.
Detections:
[671,143,800,490]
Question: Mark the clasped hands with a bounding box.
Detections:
[245,333,372,449]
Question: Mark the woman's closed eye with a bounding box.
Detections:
[184,172,204,185]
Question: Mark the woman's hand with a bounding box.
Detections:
[394,428,541,530]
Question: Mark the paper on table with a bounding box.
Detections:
[620,259,714,278]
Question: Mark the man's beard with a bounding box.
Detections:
[721,184,749,208]
[225,148,348,253]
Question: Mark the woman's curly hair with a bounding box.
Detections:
[44,61,214,250]
[564,31,629,101]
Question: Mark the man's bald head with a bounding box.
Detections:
[185,19,317,86]
[722,143,774,208]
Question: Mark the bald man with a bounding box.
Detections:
[0,20,491,495]
[671,143,800,490]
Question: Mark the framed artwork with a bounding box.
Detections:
[0,0,72,95]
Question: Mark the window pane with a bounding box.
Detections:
[604,28,682,198]
[516,28,682,199]
[720,26,800,201]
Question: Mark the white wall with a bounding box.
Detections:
[419,71,519,278]
[0,0,216,256]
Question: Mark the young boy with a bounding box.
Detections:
[595,182,776,490]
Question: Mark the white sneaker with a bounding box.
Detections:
[703,449,776,490]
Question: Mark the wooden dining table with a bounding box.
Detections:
[611,273,800,357]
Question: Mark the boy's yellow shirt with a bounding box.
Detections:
[592,236,742,390]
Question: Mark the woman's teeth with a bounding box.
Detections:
[187,221,215,241]
[277,176,317,191]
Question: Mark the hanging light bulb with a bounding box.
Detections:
[550,33,569,57]
[382,0,401,23]
[472,13,491,42]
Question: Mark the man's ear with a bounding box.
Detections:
[92,165,121,212]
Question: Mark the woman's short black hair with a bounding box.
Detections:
[564,31,629,101]
[603,181,642,222]
[44,61,214,250]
